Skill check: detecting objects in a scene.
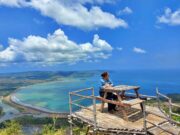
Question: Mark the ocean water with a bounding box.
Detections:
[14,70,180,112]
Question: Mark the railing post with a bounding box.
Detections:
[169,98,172,120]
[92,87,97,135]
[143,102,147,135]
[156,88,160,109]
[69,92,73,135]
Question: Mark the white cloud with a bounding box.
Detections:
[133,47,146,54]
[0,0,127,29]
[158,8,180,26]
[116,47,123,51]
[0,0,19,7]
[117,7,133,15]
[0,0,27,7]
[73,0,117,4]
[0,29,113,66]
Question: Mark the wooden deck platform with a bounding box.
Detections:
[71,104,180,135]
[148,122,180,135]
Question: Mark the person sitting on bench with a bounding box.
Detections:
[99,72,118,113]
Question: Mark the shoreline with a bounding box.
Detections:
[1,78,80,118]
[2,94,69,118]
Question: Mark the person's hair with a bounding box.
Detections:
[101,72,108,78]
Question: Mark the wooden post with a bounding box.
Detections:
[85,125,91,135]
[134,88,143,111]
[169,98,172,120]
[101,92,107,112]
[92,87,97,135]
[69,92,73,135]
[156,88,160,109]
[117,92,128,121]
[142,102,147,135]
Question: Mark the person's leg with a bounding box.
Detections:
[106,92,115,111]
[112,93,118,111]
[99,91,116,111]
[107,92,119,111]
[112,93,118,100]
[99,91,104,97]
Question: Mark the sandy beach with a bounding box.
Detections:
[2,94,68,118]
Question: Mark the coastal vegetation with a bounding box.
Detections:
[0,116,86,135]
[15,116,69,126]
[0,120,23,135]
[167,94,180,102]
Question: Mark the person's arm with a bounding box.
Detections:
[109,78,114,86]
[100,79,106,89]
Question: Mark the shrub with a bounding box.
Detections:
[0,120,23,135]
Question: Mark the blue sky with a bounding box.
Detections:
[0,0,180,72]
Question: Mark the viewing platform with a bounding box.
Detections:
[68,86,180,135]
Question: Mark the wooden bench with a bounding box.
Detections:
[96,96,144,120]
[122,98,144,106]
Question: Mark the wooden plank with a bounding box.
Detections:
[96,97,144,106]
[122,98,144,106]
[103,85,140,92]
[71,103,93,111]
[171,103,180,108]
[70,93,93,99]
[123,94,148,100]
[70,87,93,93]
[96,96,128,107]
[147,121,180,135]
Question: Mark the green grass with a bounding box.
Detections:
[15,116,69,127]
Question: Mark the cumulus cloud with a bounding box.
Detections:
[117,7,133,15]
[0,29,113,66]
[133,47,146,54]
[0,0,28,7]
[0,0,115,7]
[0,0,127,29]
[158,8,180,26]
[72,0,117,4]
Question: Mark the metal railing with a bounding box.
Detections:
[69,87,97,135]
[156,88,180,125]
[144,88,180,135]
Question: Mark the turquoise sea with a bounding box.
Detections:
[14,70,180,112]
